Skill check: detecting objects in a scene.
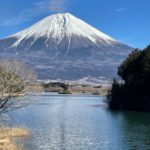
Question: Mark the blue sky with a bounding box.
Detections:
[0,0,150,48]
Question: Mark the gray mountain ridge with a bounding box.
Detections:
[0,13,133,81]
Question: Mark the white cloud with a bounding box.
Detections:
[116,7,127,13]
[3,0,66,26]
[49,0,66,12]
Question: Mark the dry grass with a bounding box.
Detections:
[0,128,29,150]
[0,138,17,150]
[69,85,109,95]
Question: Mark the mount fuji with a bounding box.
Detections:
[0,13,133,80]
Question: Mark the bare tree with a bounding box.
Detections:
[0,59,41,114]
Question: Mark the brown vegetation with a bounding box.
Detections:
[69,84,109,95]
[0,59,42,114]
[0,128,29,150]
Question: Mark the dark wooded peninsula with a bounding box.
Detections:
[108,45,150,112]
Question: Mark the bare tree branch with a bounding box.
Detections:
[0,59,42,114]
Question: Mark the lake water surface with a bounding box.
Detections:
[9,93,150,150]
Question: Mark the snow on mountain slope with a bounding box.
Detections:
[0,13,133,80]
[10,13,116,47]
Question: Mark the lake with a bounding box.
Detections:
[9,93,150,150]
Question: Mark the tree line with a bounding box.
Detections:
[108,45,150,112]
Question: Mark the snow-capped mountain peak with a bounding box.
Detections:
[0,13,133,80]
[10,13,116,47]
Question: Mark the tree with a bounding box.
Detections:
[108,45,150,111]
[118,49,141,83]
[0,59,38,114]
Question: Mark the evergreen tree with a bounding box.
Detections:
[108,45,150,111]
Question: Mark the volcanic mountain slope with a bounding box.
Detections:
[0,13,133,80]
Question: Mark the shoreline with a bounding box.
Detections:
[41,81,110,96]
[0,128,29,150]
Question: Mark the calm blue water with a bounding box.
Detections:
[9,93,150,150]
